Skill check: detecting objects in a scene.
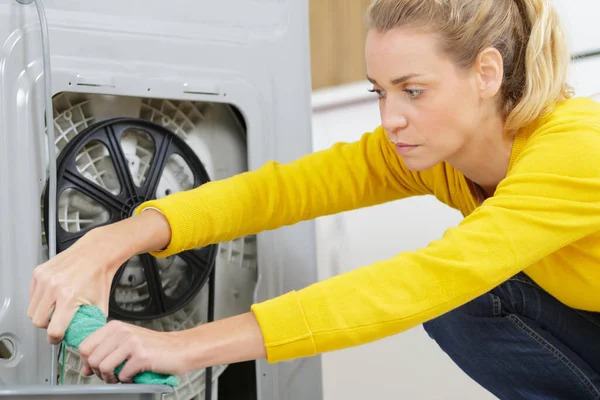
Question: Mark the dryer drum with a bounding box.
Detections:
[43,117,218,321]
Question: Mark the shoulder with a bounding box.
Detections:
[528,97,600,140]
[529,97,600,137]
[510,97,600,178]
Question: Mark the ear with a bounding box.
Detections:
[475,47,503,99]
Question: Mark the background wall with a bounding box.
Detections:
[310,1,600,399]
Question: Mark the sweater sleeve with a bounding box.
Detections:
[134,126,433,257]
[250,124,600,363]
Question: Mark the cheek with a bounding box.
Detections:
[415,105,458,138]
[423,86,478,140]
[445,80,481,126]
[414,105,471,152]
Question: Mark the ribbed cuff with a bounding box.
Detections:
[250,291,317,363]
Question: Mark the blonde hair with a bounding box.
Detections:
[366,0,573,133]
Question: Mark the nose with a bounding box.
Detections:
[380,100,408,141]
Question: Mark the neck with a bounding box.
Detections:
[448,114,514,197]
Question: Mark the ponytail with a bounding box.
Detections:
[505,0,572,132]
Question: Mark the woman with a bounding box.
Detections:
[28,0,600,398]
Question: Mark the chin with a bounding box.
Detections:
[400,156,440,172]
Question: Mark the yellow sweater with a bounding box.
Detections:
[136,97,600,363]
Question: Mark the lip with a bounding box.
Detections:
[395,143,419,155]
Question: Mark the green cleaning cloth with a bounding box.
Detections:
[63,305,178,387]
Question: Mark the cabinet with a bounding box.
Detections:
[309,0,371,89]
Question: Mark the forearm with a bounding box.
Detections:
[177,312,267,372]
[93,209,171,274]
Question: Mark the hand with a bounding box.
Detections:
[79,320,186,383]
[80,312,266,384]
[28,209,172,344]
[28,228,125,344]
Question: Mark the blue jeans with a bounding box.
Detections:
[423,273,600,399]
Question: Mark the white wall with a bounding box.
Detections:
[312,2,600,398]
[554,0,600,97]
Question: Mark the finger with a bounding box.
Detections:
[47,301,79,345]
[117,354,144,384]
[81,364,93,377]
[30,288,55,329]
[27,270,48,320]
[79,324,113,360]
[99,345,131,384]
[28,268,38,306]
[79,355,99,379]
[92,367,102,381]
[86,336,119,378]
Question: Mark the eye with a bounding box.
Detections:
[367,88,385,99]
[404,88,424,98]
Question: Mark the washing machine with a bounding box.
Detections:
[0,1,322,399]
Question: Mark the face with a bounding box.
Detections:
[365,28,487,171]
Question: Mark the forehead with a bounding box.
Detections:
[365,28,451,78]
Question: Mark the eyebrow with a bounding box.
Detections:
[366,73,423,86]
